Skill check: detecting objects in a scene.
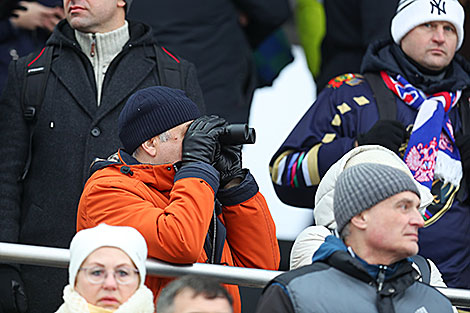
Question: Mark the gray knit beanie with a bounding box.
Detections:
[119,86,201,153]
[334,163,420,233]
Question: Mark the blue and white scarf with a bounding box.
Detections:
[381,71,463,189]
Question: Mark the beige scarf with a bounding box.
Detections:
[55,284,155,313]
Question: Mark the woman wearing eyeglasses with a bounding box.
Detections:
[55,223,155,313]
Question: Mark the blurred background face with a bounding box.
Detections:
[171,288,232,313]
[401,21,458,71]
[63,0,126,33]
[75,247,139,310]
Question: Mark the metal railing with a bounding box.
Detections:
[1,242,469,307]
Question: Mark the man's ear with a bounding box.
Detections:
[140,137,158,157]
[117,0,126,9]
[350,211,368,230]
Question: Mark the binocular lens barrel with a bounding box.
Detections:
[220,124,256,145]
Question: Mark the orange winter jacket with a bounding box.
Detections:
[77,150,280,313]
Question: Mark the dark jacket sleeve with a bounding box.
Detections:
[0,59,28,244]
[360,0,398,47]
[256,283,295,313]
[218,171,280,270]
[0,20,14,42]
[231,0,291,48]
[269,77,379,208]
[181,58,206,114]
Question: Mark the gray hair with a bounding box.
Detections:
[131,131,172,158]
[339,223,351,242]
[158,130,171,143]
[157,275,233,313]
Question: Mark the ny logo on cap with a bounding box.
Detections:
[430,0,446,14]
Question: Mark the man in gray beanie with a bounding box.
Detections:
[270,0,470,290]
[76,86,280,313]
[257,163,454,313]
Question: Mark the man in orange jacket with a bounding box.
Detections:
[76,86,280,313]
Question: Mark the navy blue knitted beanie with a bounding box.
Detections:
[119,86,201,153]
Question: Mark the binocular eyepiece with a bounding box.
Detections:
[219,124,256,145]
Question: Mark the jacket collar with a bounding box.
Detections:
[313,236,417,288]
[361,39,470,94]
[47,19,154,49]
[44,19,158,121]
[118,150,176,191]
[90,150,176,191]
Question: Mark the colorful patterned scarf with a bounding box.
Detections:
[380,71,462,190]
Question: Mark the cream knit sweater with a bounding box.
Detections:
[75,22,130,106]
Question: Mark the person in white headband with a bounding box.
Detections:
[55,224,154,313]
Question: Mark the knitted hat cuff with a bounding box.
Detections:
[119,87,201,153]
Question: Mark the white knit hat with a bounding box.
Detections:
[68,224,148,287]
[391,0,464,50]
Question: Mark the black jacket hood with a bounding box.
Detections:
[361,39,470,94]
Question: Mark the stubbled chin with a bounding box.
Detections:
[67,19,91,33]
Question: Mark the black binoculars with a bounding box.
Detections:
[219,124,256,145]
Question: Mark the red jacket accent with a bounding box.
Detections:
[77,151,280,312]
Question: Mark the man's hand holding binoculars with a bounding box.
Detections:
[213,143,244,189]
[181,115,226,166]
[182,115,254,189]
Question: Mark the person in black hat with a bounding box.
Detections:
[76,86,280,313]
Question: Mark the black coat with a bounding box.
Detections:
[0,19,203,312]
[0,0,62,92]
[128,0,291,123]
[316,0,398,93]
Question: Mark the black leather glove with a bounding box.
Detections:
[0,265,27,313]
[0,0,26,20]
[455,134,470,182]
[214,144,245,187]
[357,120,407,153]
[182,115,227,165]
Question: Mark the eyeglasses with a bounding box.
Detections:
[79,266,139,285]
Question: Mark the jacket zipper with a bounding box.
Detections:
[210,210,217,264]
[377,265,387,291]
[90,34,96,57]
